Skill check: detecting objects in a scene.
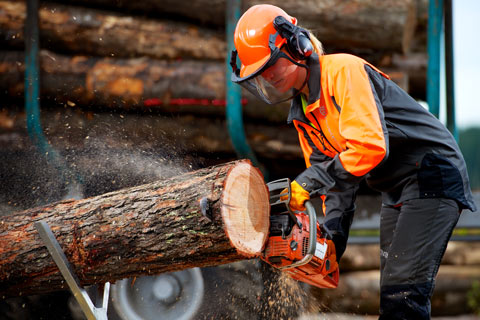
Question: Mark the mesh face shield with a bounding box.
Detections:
[230,33,309,105]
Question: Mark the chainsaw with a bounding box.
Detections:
[261,178,339,289]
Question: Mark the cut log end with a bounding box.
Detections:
[221,162,270,257]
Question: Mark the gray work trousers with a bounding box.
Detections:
[379,198,460,320]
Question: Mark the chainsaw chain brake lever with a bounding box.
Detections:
[267,178,301,229]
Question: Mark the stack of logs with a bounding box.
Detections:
[0,0,427,113]
[312,242,480,316]
[0,0,429,171]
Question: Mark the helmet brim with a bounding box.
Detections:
[239,54,270,79]
[238,37,287,79]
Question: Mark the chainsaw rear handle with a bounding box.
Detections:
[278,200,317,270]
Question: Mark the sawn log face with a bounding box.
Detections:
[0,160,268,297]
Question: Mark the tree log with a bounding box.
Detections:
[0,49,225,105]
[60,0,416,53]
[0,160,270,297]
[0,1,226,60]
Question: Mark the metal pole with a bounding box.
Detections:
[444,0,457,140]
[25,0,42,144]
[426,0,443,118]
[35,221,109,320]
[225,0,261,169]
[24,0,83,198]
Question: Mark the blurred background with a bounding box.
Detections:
[0,0,479,319]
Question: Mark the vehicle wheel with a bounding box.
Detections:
[109,268,204,320]
[107,260,308,320]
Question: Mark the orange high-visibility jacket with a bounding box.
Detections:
[290,53,476,212]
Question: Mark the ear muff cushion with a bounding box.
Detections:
[273,16,313,60]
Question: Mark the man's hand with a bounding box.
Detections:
[283,180,310,211]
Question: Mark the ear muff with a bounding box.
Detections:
[273,16,313,61]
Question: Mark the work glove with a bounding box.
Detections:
[285,180,310,211]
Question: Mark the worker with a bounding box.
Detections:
[230,4,477,320]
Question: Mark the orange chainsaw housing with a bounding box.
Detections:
[261,212,339,289]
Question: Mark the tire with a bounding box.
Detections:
[108,268,205,320]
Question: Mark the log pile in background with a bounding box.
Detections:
[0,160,270,297]
[67,0,418,53]
[311,242,480,316]
[0,1,226,60]
[0,0,417,55]
[0,107,302,160]
[0,50,225,107]
[0,49,293,122]
[0,0,427,118]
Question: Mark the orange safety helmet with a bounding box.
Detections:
[233,4,297,79]
[230,4,312,105]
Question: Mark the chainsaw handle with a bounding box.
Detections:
[304,200,317,256]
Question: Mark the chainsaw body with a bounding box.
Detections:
[261,178,339,289]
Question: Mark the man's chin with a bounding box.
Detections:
[277,86,290,94]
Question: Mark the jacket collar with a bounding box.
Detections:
[287,53,321,124]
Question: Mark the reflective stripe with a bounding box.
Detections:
[294,121,314,167]
[301,94,316,129]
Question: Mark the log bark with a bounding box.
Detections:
[61,0,416,53]
[0,160,270,297]
[0,1,226,60]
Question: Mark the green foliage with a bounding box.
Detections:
[459,127,480,190]
[467,280,480,315]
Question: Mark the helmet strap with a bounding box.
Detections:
[230,50,239,74]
